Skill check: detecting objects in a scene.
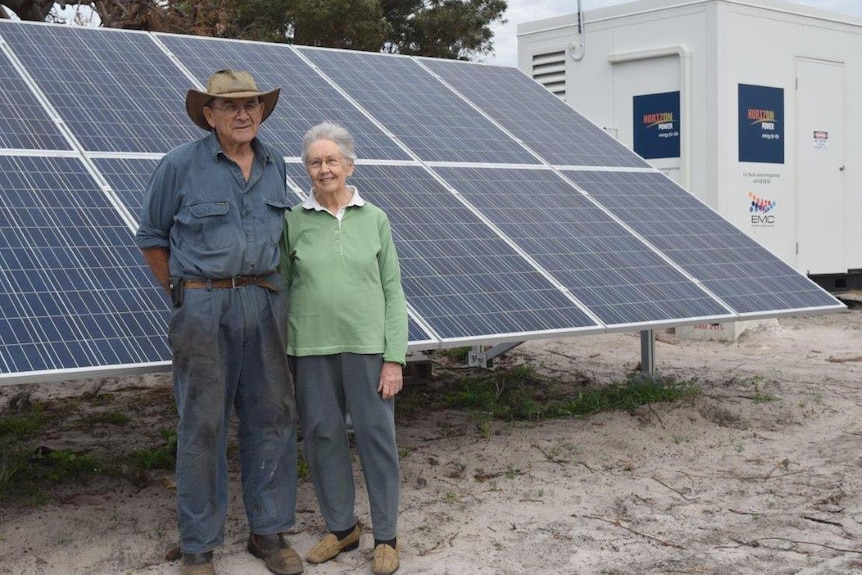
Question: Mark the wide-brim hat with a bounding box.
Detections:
[185,69,280,131]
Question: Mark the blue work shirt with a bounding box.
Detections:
[135,131,290,279]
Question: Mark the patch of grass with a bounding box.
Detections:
[131,428,177,470]
[32,448,101,481]
[0,404,48,439]
[751,392,777,404]
[297,448,309,480]
[437,365,699,422]
[397,361,699,425]
[0,446,102,502]
[436,346,471,363]
[81,411,131,426]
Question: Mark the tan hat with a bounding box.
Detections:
[185,69,280,131]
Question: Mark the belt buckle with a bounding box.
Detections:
[231,277,239,288]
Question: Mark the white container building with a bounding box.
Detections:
[517,0,862,290]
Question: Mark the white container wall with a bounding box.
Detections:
[518,0,862,285]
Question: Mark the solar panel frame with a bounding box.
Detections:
[420,57,652,169]
[0,21,844,385]
[91,157,161,218]
[0,42,72,151]
[0,155,170,383]
[432,165,735,328]
[297,47,542,165]
[562,170,844,317]
[0,21,200,154]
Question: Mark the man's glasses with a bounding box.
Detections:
[210,100,261,116]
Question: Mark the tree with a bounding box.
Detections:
[1,0,68,21]
[1,0,507,61]
[385,0,507,60]
[290,0,386,52]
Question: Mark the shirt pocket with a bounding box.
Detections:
[188,200,234,250]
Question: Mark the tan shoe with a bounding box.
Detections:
[372,543,399,575]
[247,533,303,575]
[306,525,361,564]
[180,551,215,575]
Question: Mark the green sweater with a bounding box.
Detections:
[280,201,408,364]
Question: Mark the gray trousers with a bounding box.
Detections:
[170,285,297,554]
[290,353,399,540]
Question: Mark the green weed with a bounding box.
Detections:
[131,428,177,470]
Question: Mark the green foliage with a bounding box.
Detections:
[0,447,101,502]
[0,405,46,438]
[387,0,508,60]
[14,0,508,61]
[291,0,386,51]
[410,364,701,422]
[33,449,101,481]
[132,428,177,470]
[81,411,131,426]
[297,447,310,480]
[437,346,470,363]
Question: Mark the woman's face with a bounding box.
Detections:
[305,139,354,195]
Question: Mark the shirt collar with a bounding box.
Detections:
[302,185,366,211]
[206,131,271,164]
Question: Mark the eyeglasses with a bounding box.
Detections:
[210,100,261,116]
[306,157,343,170]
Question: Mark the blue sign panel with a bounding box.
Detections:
[738,84,784,164]
[633,91,680,160]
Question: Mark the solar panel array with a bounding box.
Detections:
[0,20,843,384]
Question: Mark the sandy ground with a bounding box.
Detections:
[3,303,862,575]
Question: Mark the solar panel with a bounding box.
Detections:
[0,20,843,384]
[0,155,169,378]
[0,47,71,151]
[422,58,651,168]
[407,316,436,348]
[298,47,541,165]
[562,170,843,315]
[433,166,733,326]
[154,34,411,161]
[285,162,600,342]
[91,157,160,216]
[0,23,199,153]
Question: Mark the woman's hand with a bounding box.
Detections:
[378,361,404,399]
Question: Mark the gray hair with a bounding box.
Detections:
[301,121,357,165]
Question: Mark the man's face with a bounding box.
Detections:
[203,97,264,148]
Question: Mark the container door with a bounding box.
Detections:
[796,58,845,275]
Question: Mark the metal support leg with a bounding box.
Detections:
[466,342,524,368]
[640,330,655,376]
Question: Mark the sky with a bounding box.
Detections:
[486,0,862,67]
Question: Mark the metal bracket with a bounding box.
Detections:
[466,341,524,368]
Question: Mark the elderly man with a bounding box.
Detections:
[135,69,301,575]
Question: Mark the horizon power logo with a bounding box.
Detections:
[738,84,784,164]
[749,191,776,225]
[748,108,778,139]
[633,92,680,160]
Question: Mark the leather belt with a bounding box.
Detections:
[183,275,279,291]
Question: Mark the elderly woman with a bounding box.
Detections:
[280,122,408,575]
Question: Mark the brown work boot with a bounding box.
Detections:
[180,551,215,575]
[306,525,361,564]
[372,543,399,575]
[247,532,303,575]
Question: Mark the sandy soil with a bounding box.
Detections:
[3,303,862,575]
